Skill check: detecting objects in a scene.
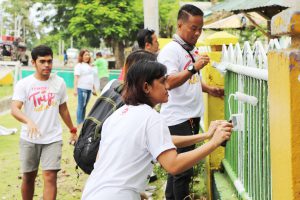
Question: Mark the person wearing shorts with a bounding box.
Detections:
[11,45,78,200]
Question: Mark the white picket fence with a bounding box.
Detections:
[210,37,290,200]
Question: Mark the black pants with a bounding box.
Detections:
[165,118,200,200]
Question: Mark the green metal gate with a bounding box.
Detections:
[213,40,281,200]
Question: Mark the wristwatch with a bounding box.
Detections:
[187,65,197,74]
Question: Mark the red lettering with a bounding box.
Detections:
[29,90,55,107]
[29,92,40,107]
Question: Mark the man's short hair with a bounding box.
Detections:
[177,4,204,22]
[31,45,53,61]
[137,28,155,49]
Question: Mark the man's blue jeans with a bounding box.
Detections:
[76,88,91,125]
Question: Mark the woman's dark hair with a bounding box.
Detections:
[123,50,157,81]
[31,45,53,61]
[78,49,91,64]
[123,61,167,107]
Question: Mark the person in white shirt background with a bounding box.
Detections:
[137,28,159,54]
[81,60,232,200]
[11,45,78,200]
[73,49,97,129]
[157,4,224,200]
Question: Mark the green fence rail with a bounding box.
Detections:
[216,41,275,200]
[224,71,271,200]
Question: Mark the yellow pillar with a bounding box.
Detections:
[201,32,238,200]
[269,8,300,200]
[0,73,13,85]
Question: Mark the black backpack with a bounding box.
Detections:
[74,81,124,174]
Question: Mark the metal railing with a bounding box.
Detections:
[213,38,288,200]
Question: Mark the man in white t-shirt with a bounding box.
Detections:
[157,4,224,200]
[137,28,159,53]
[11,45,78,200]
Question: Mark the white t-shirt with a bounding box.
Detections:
[82,104,176,200]
[157,41,204,126]
[12,74,68,144]
[74,62,95,90]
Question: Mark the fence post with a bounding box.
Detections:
[269,8,300,200]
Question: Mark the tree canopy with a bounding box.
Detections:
[69,0,143,45]
[1,0,205,67]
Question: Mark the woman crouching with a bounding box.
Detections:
[81,61,232,200]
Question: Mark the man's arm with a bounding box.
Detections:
[201,81,224,97]
[166,70,193,90]
[166,54,210,90]
[11,100,39,138]
[59,102,77,144]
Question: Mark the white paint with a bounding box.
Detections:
[234,179,245,194]
[235,92,258,106]
[216,62,268,80]
[231,113,244,131]
[234,179,251,200]
[298,74,300,82]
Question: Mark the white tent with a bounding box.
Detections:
[203,12,267,30]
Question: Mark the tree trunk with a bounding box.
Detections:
[112,40,125,69]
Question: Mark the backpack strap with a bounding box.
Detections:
[110,80,124,94]
[114,84,124,94]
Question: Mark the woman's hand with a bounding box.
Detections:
[210,121,233,146]
[205,120,226,139]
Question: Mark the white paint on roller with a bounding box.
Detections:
[234,92,258,106]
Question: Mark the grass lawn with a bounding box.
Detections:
[0,88,207,199]
[0,85,13,99]
[0,89,93,199]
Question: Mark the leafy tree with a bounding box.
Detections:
[33,0,80,48]
[159,0,180,38]
[158,0,214,38]
[0,0,37,47]
[68,0,143,68]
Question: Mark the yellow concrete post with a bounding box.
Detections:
[269,8,300,200]
[0,73,13,85]
[202,32,238,200]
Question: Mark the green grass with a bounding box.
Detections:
[0,88,207,199]
[0,89,94,199]
[0,85,13,99]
